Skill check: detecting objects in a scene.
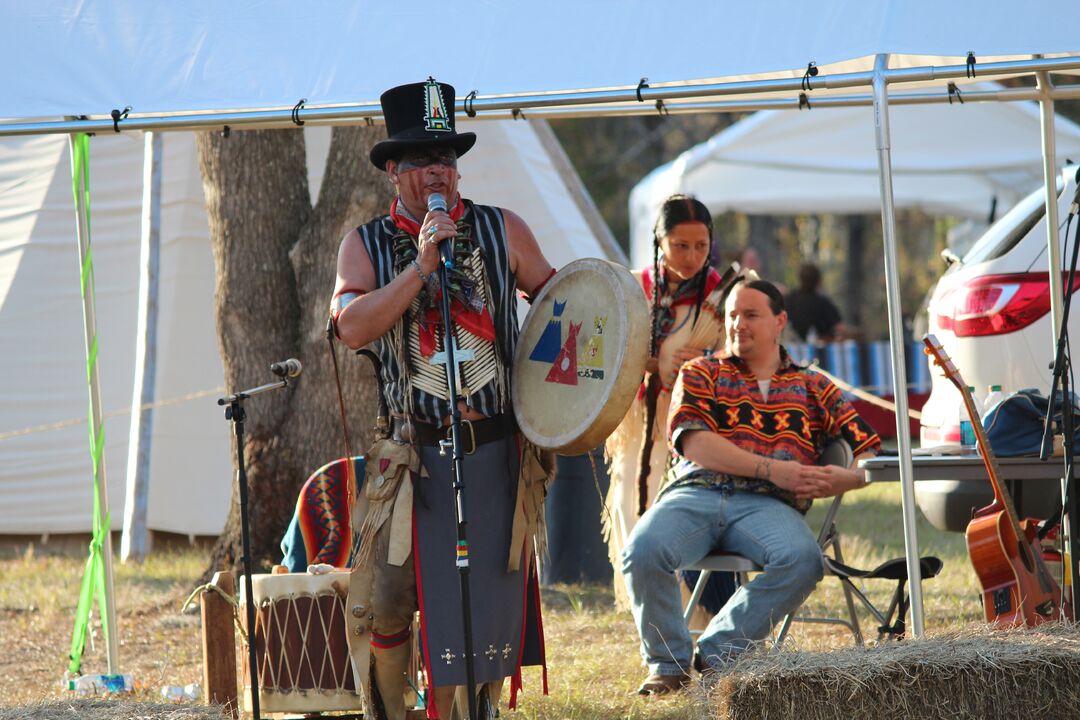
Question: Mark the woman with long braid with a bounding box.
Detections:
[605,195,733,608]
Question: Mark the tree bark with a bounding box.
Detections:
[196,126,395,579]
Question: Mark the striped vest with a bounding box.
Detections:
[358,201,519,424]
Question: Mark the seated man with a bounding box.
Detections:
[622,278,880,695]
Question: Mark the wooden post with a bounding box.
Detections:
[201,570,238,718]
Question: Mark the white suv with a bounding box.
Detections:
[921,167,1075,445]
[916,167,1076,531]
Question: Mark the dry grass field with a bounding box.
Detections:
[0,482,991,718]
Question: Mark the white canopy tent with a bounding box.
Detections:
[3,0,1080,658]
[0,120,621,536]
[629,89,1080,267]
[2,1,1078,123]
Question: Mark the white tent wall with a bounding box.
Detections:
[629,91,1080,267]
[0,120,614,537]
[0,132,228,536]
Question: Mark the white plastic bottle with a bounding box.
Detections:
[983,384,1006,419]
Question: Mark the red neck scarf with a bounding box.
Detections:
[389,196,465,237]
[640,264,723,308]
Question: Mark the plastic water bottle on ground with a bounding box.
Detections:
[65,673,133,695]
[161,682,201,702]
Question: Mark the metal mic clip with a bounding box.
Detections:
[270,358,302,378]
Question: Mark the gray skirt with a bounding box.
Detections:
[415,435,544,688]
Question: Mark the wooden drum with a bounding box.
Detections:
[513,258,649,455]
[239,571,362,714]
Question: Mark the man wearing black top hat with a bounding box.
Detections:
[332,79,555,719]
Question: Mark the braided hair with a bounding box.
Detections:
[649,194,714,357]
[638,194,714,516]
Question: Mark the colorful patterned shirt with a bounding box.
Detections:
[663,347,881,513]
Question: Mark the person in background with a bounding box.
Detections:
[736,246,762,274]
[605,194,734,613]
[784,262,849,343]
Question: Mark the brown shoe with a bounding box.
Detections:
[636,672,691,696]
[693,651,706,675]
[693,651,727,684]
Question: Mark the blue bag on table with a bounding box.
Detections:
[982,388,1080,457]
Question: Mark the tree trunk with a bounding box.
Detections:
[196,126,395,580]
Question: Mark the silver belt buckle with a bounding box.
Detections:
[449,419,477,455]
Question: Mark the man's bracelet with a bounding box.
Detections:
[408,260,426,283]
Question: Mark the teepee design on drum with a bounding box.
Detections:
[545,321,582,385]
[529,298,566,363]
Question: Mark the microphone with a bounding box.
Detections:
[427,192,455,268]
[270,358,302,378]
[427,192,446,214]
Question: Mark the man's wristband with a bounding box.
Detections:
[408,260,426,283]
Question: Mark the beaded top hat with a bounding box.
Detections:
[369,77,477,170]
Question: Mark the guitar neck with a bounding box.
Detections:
[923,335,1026,540]
[958,377,1026,538]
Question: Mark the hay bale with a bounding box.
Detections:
[710,624,1080,720]
[0,700,231,720]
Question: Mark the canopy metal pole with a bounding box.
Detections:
[121,131,162,562]
[1037,69,1064,338]
[871,53,925,637]
[3,57,1079,138]
[463,85,1080,121]
[69,134,121,671]
[1035,66,1076,613]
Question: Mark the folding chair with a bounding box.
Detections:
[681,440,942,646]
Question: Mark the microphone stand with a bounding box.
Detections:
[217,376,292,720]
[1039,194,1080,620]
[434,248,479,720]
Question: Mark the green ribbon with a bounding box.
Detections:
[66,133,112,675]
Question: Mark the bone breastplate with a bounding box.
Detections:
[407,246,499,402]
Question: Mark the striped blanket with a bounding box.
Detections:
[280,456,364,571]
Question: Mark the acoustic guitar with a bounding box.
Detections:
[923,334,1067,626]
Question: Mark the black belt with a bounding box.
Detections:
[391,414,517,454]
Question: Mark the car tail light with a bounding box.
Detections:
[932,272,1080,337]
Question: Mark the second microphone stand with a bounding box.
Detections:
[433,250,480,720]
[217,374,293,720]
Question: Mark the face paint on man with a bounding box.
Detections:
[396,149,458,172]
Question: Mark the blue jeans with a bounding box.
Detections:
[622,484,824,676]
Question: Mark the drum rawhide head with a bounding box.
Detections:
[512,258,649,455]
